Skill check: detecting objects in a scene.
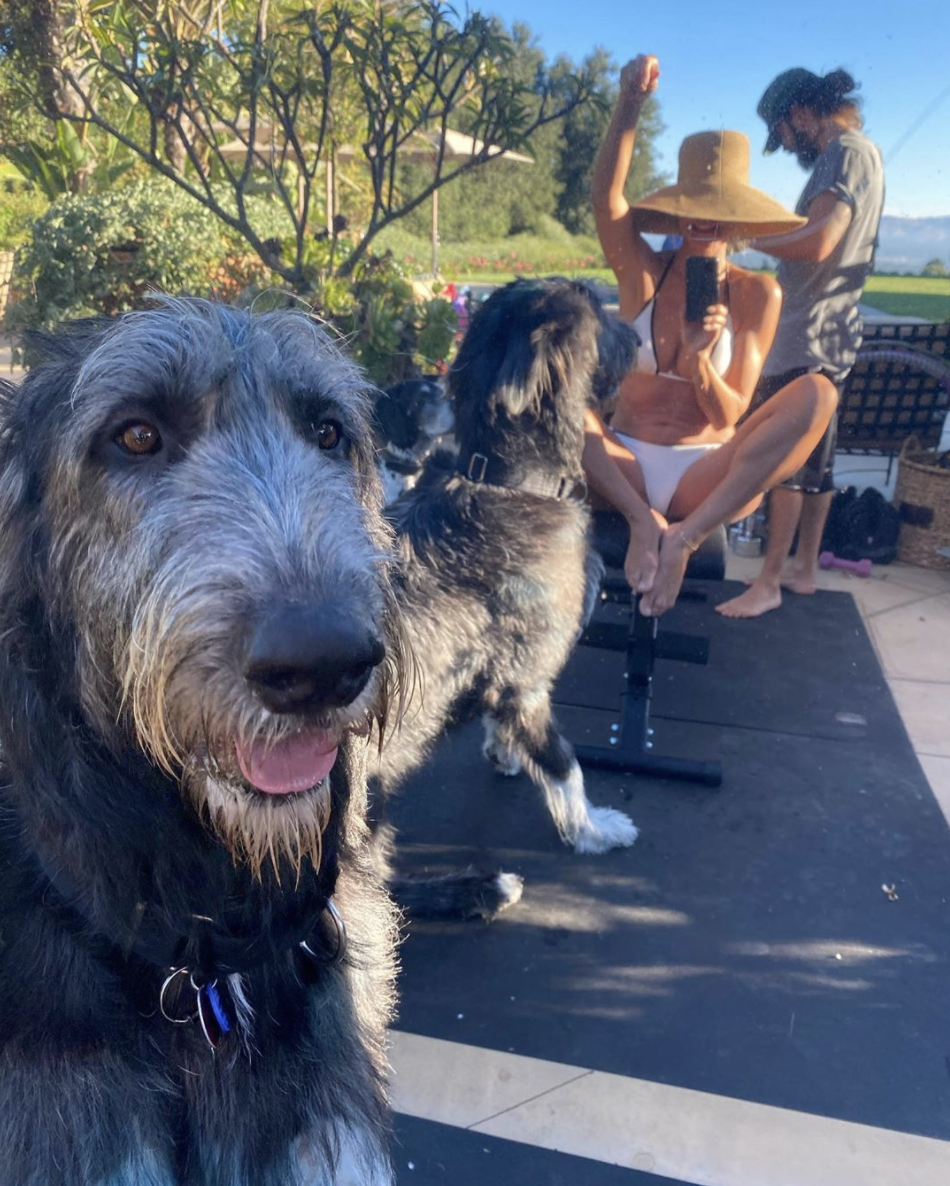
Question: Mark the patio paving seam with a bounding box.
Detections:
[864,591,950,618]
[463,1069,594,1130]
[887,675,950,687]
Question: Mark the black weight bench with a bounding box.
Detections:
[572,511,725,787]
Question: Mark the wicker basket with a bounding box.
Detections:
[894,436,950,570]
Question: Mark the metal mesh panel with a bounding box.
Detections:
[839,323,950,454]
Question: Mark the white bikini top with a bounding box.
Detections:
[629,257,734,382]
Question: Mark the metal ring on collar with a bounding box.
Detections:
[159,966,197,1024]
[299,897,348,967]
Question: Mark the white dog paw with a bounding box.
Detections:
[494,871,525,909]
[483,741,522,777]
[570,806,639,854]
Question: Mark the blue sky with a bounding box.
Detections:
[488,0,950,219]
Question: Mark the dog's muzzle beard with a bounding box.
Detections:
[118,587,405,883]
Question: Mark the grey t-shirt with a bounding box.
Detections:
[763,129,885,382]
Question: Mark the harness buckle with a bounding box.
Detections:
[466,453,488,483]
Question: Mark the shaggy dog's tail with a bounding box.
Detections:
[391,869,524,922]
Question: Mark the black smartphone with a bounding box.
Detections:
[685,256,721,323]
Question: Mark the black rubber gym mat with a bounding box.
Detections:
[395,1114,684,1185]
[390,586,950,1143]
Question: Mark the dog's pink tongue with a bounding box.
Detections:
[235,730,338,795]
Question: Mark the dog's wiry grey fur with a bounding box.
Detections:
[374,279,640,918]
[0,300,408,1184]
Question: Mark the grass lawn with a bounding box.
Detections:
[860,275,950,322]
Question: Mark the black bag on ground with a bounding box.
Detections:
[821,486,900,564]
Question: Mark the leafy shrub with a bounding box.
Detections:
[5,180,232,333]
[522,213,579,244]
[243,238,457,387]
[319,249,456,385]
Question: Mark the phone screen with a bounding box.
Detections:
[685,257,720,323]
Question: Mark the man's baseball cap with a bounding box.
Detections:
[757,68,821,153]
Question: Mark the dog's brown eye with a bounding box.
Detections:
[315,420,342,451]
[116,422,162,456]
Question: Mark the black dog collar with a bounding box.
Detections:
[458,450,587,504]
[158,897,348,1051]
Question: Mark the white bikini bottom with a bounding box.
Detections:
[612,433,722,517]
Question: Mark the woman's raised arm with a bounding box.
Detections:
[591,56,662,313]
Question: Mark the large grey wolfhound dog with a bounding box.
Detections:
[375,278,641,920]
[0,302,409,1185]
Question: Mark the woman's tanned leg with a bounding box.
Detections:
[583,412,668,595]
[639,373,838,616]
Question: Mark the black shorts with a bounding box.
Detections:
[753,367,842,495]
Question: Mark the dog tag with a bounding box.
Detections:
[196,979,231,1050]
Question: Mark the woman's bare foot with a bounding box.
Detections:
[639,526,692,616]
[624,511,666,594]
[716,578,782,618]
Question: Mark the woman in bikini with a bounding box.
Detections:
[584,54,838,616]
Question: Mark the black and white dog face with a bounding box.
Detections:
[0,301,404,1185]
[372,377,455,504]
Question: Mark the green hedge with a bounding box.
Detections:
[374,223,605,280]
[5,181,234,333]
[3,181,301,334]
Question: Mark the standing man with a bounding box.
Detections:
[717,68,885,618]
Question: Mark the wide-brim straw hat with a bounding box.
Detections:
[630,130,807,237]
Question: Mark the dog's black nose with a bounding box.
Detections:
[244,606,385,714]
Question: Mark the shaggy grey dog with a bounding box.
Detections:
[375,278,640,919]
[0,301,409,1185]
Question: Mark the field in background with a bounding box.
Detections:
[375,229,950,323]
[861,275,950,322]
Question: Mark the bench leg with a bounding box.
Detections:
[575,593,723,788]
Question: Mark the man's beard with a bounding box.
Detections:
[790,127,821,170]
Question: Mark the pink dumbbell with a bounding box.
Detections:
[819,551,872,577]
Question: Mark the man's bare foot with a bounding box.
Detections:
[716,580,782,618]
[779,566,818,595]
[743,565,817,596]
[624,511,666,594]
[639,526,691,616]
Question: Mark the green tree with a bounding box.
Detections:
[9,1,600,289]
[395,21,561,243]
[922,258,948,278]
[554,49,666,236]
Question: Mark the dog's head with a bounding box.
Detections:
[0,299,411,878]
[373,377,454,459]
[449,278,637,470]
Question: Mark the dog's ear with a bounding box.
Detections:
[373,389,416,450]
[501,319,584,419]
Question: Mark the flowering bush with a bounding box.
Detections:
[5,181,229,334]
